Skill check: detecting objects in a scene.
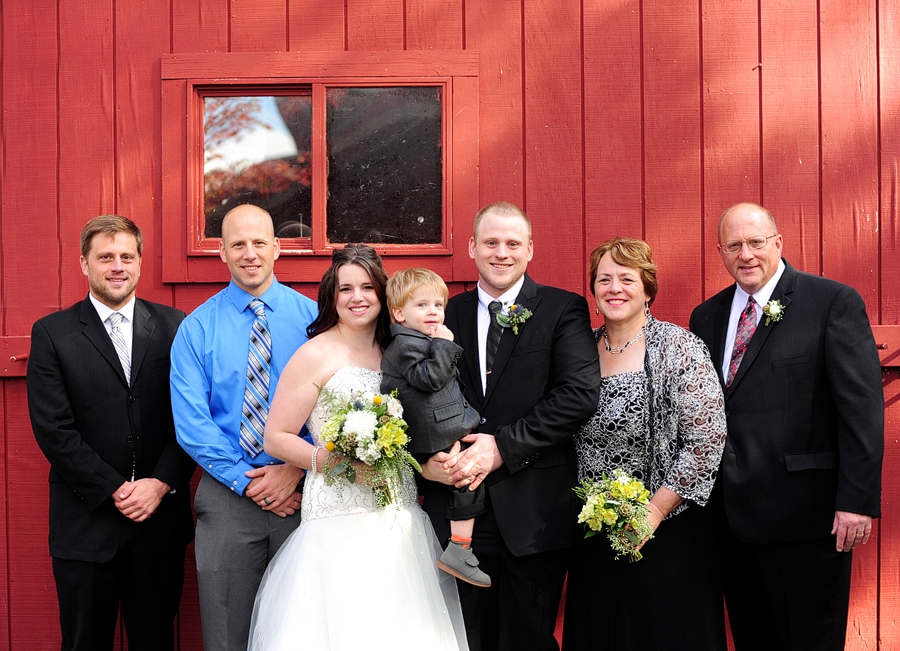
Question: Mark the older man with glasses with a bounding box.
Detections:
[689,202,884,651]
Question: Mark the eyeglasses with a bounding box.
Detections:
[717,234,778,254]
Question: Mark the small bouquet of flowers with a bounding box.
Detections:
[573,469,654,561]
[317,387,421,507]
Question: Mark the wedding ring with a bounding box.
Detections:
[263,498,270,506]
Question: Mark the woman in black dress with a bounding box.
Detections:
[562,238,727,651]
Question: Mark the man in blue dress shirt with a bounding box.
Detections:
[170,204,318,651]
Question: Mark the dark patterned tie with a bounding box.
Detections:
[485,300,503,375]
[240,299,271,458]
[108,312,131,385]
[726,297,756,388]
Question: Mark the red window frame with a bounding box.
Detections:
[161,51,479,284]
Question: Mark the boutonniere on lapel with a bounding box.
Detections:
[762,299,786,326]
[496,303,533,335]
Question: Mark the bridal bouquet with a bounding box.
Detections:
[317,387,421,507]
[573,469,654,561]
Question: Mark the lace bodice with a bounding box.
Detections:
[574,371,649,484]
[301,366,419,522]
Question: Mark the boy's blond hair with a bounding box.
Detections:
[386,268,450,322]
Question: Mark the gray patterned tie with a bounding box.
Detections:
[108,312,131,385]
[486,300,503,375]
[240,299,272,458]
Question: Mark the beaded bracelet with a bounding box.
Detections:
[310,446,322,475]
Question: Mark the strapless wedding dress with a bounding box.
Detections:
[247,366,468,651]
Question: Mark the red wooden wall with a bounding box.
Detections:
[2,0,900,648]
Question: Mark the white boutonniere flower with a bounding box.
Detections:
[763,299,786,326]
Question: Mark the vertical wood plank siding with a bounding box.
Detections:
[1,0,898,648]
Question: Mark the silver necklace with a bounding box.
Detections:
[602,325,645,354]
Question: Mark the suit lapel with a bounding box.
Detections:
[79,297,129,386]
[130,300,154,385]
[484,275,541,405]
[726,262,796,395]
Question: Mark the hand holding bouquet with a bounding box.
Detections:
[317,387,421,507]
[574,469,654,561]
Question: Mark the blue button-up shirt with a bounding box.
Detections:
[170,278,318,495]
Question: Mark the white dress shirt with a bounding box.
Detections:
[721,259,785,380]
[89,293,136,359]
[476,276,525,395]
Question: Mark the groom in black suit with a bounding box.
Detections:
[421,201,600,651]
[689,203,884,651]
[27,215,196,651]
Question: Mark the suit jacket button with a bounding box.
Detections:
[480,417,486,425]
[129,395,136,402]
[126,435,133,444]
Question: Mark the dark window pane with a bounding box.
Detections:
[326,87,442,244]
[204,95,312,238]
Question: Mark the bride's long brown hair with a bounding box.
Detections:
[306,244,391,349]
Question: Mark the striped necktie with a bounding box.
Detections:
[485,300,503,375]
[240,299,271,458]
[108,312,131,385]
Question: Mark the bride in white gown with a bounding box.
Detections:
[247,245,468,651]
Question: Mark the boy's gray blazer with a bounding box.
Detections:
[380,323,481,454]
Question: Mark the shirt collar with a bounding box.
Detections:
[476,275,525,313]
[225,277,282,313]
[89,292,136,324]
[734,258,786,308]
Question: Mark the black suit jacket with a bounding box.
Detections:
[27,296,196,562]
[689,261,884,545]
[422,274,600,556]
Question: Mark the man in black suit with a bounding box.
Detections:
[27,215,196,651]
[689,202,884,651]
[421,201,600,651]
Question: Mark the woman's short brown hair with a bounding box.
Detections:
[588,237,659,306]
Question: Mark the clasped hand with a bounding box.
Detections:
[421,433,502,490]
[113,478,170,522]
[245,464,304,517]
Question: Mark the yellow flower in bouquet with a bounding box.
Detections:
[574,469,655,561]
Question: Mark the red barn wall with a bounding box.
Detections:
[2,0,899,648]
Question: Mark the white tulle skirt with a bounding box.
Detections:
[247,502,469,651]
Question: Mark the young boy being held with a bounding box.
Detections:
[381,268,491,587]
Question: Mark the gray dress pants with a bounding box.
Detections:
[194,470,301,651]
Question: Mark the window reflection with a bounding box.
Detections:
[326,87,442,244]
[203,95,312,238]
[202,87,444,246]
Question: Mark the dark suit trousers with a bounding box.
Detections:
[718,502,852,651]
[52,527,186,651]
[459,505,568,651]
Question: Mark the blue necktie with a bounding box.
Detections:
[240,299,271,458]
